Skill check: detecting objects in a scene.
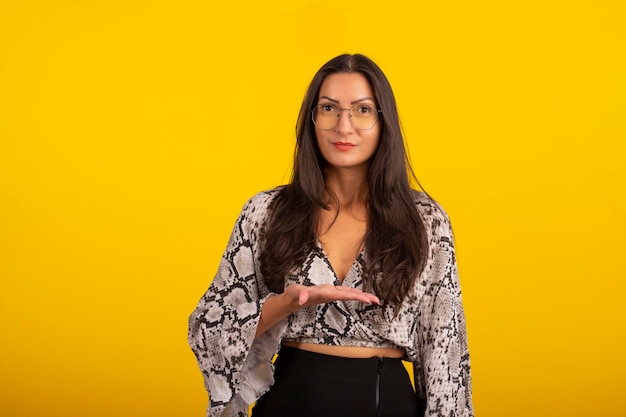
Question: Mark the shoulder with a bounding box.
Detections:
[242,186,285,211]
[226,186,286,246]
[411,190,450,223]
[410,189,453,241]
[238,186,285,227]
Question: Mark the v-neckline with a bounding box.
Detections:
[315,239,365,286]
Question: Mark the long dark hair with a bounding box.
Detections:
[259,54,429,309]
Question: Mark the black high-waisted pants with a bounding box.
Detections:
[251,346,419,417]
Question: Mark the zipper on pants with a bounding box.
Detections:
[373,358,383,417]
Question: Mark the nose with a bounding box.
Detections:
[335,109,354,133]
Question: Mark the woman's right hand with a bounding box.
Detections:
[255,284,379,338]
[283,283,380,310]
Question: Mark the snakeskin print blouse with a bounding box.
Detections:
[188,187,473,417]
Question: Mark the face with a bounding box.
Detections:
[314,72,381,172]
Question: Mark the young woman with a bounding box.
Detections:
[188,54,473,417]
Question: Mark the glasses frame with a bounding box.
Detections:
[311,103,382,131]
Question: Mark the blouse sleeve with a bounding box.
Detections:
[188,195,288,417]
[413,209,474,417]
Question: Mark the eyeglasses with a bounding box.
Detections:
[311,103,382,130]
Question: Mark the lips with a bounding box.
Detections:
[332,142,355,151]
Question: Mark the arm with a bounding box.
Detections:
[188,198,275,417]
[413,213,473,417]
[188,193,380,416]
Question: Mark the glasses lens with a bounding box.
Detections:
[350,103,378,130]
[313,104,339,130]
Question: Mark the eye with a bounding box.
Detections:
[354,104,375,114]
[319,104,337,113]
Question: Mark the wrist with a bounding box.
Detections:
[279,290,301,314]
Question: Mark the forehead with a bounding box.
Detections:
[318,72,375,102]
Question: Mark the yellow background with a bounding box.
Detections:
[1,1,624,416]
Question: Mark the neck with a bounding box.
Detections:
[323,165,369,209]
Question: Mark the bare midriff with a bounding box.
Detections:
[282,341,405,359]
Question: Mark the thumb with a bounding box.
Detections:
[298,289,310,306]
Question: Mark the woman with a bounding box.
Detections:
[189,54,473,417]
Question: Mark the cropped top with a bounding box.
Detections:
[188,187,473,417]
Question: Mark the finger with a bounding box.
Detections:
[334,287,375,299]
[298,289,310,306]
[345,291,379,304]
[322,287,380,305]
[351,292,379,304]
[356,291,380,304]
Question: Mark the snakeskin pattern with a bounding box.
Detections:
[188,187,473,417]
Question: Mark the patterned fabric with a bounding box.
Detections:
[188,187,473,417]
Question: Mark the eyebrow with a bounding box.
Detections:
[318,95,376,105]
